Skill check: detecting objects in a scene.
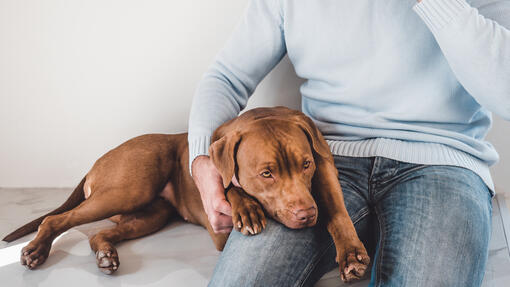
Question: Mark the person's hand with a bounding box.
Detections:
[192,155,233,233]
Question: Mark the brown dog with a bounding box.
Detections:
[3,106,369,282]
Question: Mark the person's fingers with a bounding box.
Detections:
[213,225,233,234]
[213,198,232,216]
[209,212,233,233]
[198,185,224,215]
[191,155,234,230]
[216,227,233,234]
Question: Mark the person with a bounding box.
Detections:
[188,0,509,286]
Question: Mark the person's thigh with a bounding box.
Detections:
[372,165,492,287]
[208,156,374,287]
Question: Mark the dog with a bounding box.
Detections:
[3,106,369,282]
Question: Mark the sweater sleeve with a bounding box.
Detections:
[187,0,286,173]
[413,0,510,120]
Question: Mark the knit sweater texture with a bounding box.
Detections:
[188,0,510,193]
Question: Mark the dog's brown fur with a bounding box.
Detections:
[3,107,369,282]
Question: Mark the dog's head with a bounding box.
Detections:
[209,107,331,229]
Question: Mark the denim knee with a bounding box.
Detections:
[209,218,335,287]
[371,166,492,287]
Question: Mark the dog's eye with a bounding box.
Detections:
[260,170,272,178]
[304,160,311,169]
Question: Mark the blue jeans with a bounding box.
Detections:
[209,156,492,287]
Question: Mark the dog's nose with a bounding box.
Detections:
[293,206,316,222]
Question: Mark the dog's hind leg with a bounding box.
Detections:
[89,197,174,274]
[21,185,160,269]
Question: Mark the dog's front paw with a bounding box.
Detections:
[337,243,370,282]
[232,200,266,235]
[229,188,266,236]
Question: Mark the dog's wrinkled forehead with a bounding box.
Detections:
[237,120,313,169]
[247,118,310,146]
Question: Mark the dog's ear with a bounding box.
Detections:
[294,115,332,160]
[209,132,242,188]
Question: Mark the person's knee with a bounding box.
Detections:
[374,166,492,287]
[378,228,490,287]
[209,218,334,287]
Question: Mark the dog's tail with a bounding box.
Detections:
[2,176,87,243]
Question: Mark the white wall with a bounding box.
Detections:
[0,0,508,192]
[0,0,302,187]
[486,116,510,192]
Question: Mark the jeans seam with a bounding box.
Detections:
[374,204,386,287]
[371,164,428,200]
[295,240,335,287]
[368,157,378,199]
[351,207,370,226]
[295,211,370,287]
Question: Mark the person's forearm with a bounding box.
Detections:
[414,0,510,120]
[188,61,250,171]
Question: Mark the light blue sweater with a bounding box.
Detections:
[188,0,510,193]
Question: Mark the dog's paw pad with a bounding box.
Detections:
[96,247,119,274]
[338,248,370,283]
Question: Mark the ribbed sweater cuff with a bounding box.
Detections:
[188,135,212,176]
[413,0,470,34]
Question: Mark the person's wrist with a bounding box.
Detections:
[191,155,210,178]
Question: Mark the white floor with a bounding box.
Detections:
[0,188,509,286]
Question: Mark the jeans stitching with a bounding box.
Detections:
[374,201,386,287]
[295,211,370,287]
[340,180,367,200]
[295,240,335,287]
[368,157,378,199]
[351,207,370,226]
[371,164,428,200]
